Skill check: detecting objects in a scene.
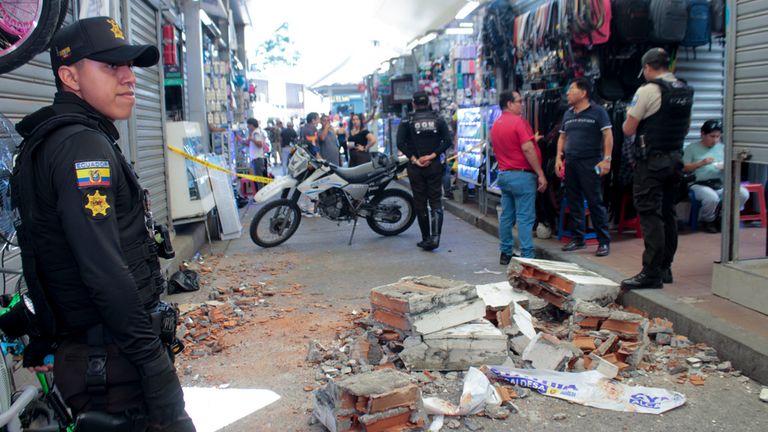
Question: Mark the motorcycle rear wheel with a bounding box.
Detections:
[366,188,415,236]
[249,199,301,247]
[0,0,66,75]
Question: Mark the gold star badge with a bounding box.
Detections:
[84,190,111,217]
[107,18,125,40]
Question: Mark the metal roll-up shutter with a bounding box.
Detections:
[0,4,75,124]
[128,0,169,227]
[675,43,727,144]
[730,0,768,163]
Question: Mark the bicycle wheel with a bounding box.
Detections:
[0,0,65,75]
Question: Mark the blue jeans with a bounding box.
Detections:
[498,170,537,258]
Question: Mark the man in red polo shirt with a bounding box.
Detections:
[491,90,547,265]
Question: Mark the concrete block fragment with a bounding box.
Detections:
[370,276,485,335]
[587,353,619,379]
[522,333,577,371]
[400,319,508,371]
[509,334,531,355]
[476,281,530,309]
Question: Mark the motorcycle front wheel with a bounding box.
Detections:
[366,188,415,236]
[249,199,301,247]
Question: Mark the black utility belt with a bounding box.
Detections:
[501,168,534,173]
[694,179,723,189]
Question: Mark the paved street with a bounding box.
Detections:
[172,201,768,432]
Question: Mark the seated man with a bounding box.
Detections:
[683,119,749,233]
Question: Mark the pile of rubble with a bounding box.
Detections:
[177,282,273,358]
[306,261,743,430]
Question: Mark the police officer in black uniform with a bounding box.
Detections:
[12,17,194,431]
[397,91,452,250]
[621,48,694,289]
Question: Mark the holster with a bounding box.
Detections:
[74,411,147,432]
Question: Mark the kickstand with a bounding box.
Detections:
[348,217,358,246]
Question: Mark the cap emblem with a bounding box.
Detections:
[58,46,72,59]
[107,18,124,40]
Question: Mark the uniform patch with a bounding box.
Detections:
[84,190,111,218]
[75,161,111,188]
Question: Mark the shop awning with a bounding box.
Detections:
[245,0,473,87]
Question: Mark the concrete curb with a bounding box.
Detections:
[443,199,768,384]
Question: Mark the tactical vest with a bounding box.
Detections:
[10,114,163,338]
[637,78,694,152]
[407,110,441,157]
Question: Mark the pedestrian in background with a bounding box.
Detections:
[683,119,749,233]
[621,48,694,289]
[490,90,547,264]
[301,112,321,158]
[348,113,376,167]
[556,78,613,257]
[243,118,267,186]
[319,114,341,165]
[280,121,298,174]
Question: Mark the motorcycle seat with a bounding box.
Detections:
[332,162,386,183]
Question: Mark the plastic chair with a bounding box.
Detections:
[617,193,642,238]
[740,183,767,228]
[558,196,598,244]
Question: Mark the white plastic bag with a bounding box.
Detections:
[423,367,502,416]
[490,366,686,414]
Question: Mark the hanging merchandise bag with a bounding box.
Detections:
[710,0,726,36]
[612,0,651,44]
[649,0,688,43]
[681,0,712,47]
[572,0,612,47]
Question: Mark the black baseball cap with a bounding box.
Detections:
[701,119,723,134]
[638,48,670,78]
[50,16,159,75]
[412,91,429,105]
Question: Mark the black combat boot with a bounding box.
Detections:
[416,212,431,249]
[422,209,443,251]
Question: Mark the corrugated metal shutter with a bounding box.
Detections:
[675,43,727,144]
[0,4,75,124]
[0,4,75,291]
[729,0,768,162]
[128,0,169,227]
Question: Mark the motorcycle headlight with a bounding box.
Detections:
[288,148,309,177]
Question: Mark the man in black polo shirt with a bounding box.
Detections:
[555,78,613,256]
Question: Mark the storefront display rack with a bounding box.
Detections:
[456,107,484,185]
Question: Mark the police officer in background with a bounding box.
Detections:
[13,17,194,431]
[397,91,452,251]
[621,48,694,289]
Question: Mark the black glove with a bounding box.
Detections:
[140,355,196,431]
[23,338,56,368]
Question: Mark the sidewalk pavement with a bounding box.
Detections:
[443,198,768,384]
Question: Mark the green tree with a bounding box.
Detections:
[252,23,300,72]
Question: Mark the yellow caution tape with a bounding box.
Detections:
[166,145,273,184]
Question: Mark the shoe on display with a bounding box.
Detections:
[596,243,610,257]
[500,252,512,266]
[662,267,673,284]
[561,240,586,252]
[621,272,663,289]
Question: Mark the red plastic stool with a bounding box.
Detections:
[558,197,599,245]
[740,183,767,228]
[617,194,643,238]
[239,178,257,196]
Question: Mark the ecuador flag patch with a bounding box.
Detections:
[75,160,111,188]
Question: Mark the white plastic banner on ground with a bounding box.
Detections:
[423,367,502,416]
[490,366,686,414]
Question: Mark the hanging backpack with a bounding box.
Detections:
[649,0,688,43]
[612,0,651,44]
[572,0,612,47]
[710,0,726,36]
[681,0,711,47]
